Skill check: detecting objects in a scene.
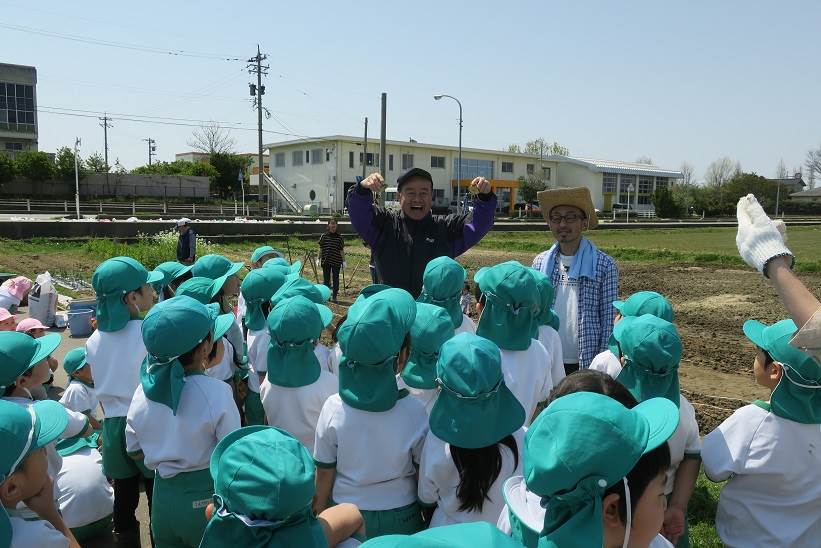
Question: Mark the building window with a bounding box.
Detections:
[311,148,323,164]
[326,150,331,162]
[305,151,310,163]
[348,151,354,169]
[4,143,22,151]
[274,152,285,167]
[359,152,377,166]
[638,176,653,194]
[430,156,445,169]
[638,195,652,205]
[0,82,36,130]
[402,154,414,170]
[619,175,636,192]
[603,172,617,193]
[543,167,551,180]
[656,177,669,189]
[389,154,394,171]
[453,158,494,180]
[292,150,303,166]
[527,163,534,175]
[501,161,514,174]
[433,189,445,200]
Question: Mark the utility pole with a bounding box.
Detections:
[99,114,113,188]
[73,138,81,220]
[362,117,368,180]
[143,138,156,166]
[247,45,269,214]
[379,93,386,207]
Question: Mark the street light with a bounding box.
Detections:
[434,94,462,214]
[73,138,81,220]
[626,184,635,223]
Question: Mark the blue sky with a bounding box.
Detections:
[4,0,820,181]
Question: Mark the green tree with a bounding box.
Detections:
[506,138,569,157]
[209,153,250,197]
[0,154,15,184]
[651,186,684,218]
[86,152,108,173]
[131,160,218,180]
[54,146,87,180]
[15,151,55,181]
[517,175,546,204]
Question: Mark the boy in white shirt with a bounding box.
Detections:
[314,287,428,539]
[58,348,99,422]
[529,268,565,386]
[702,318,821,548]
[126,295,240,547]
[474,261,553,425]
[418,256,476,335]
[86,256,162,544]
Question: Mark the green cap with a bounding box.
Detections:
[417,256,466,329]
[152,261,193,291]
[743,318,821,424]
[262,258,303,275]
[92,256,163,332]
[361,521,522,547]
[528,268,559,334]
[0,331,62,390]
[337,288,416,412]
[611,315,682,407]
[62,347,88,377]
[401,303,455,389]
[175,276,224,304]
[524,392,679,548]
[612,291,674,322]
[474,261,539,351]
[201,426,325,548]
[251,246,283,264]
[140,296,225,414]
[241,269,288,331]
[266,296,333,388]
[269,276,331,309]
[359,284,392,298]
[429,333,525,449]
[192,254,244,280]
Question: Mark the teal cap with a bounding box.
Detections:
[474,261,539,351]
[524,391,679,548]
[0,331,62,390]
[361,521,522,547]
[417,256,466,329]
[338,288,416,412]
[529,268,559,334]
[175,276,224,304]
[201,426,325,548]
[62,347,88,377]
[266,296,333,388]
[401,303,455,389]
[250,246,283,264]
[92,256,163,332]
[358,284,392,298]
[152,261,193,291]
[612,315,682,407]
[269,276,331,308]
[262,257,303,275]
[429,333,525,449]
[240,269,288,331]
[192,254,244,280]
[612,291,674,322]
[743,318,821,424]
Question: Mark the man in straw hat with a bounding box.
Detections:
[532,187,618,374]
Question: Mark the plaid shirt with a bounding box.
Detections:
[532,243,619,368]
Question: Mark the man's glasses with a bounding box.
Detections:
[549,213,584,225]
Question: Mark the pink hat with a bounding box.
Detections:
[15,317,48,333]
[2,276,32,301]
[0,308,16,322]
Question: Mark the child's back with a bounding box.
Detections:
[85,320,145,417]
[499,339,552,425]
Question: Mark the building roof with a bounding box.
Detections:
[560,157,683,178]
[790,186,821,198]
[768,175,806,189]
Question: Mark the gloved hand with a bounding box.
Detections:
[736,194,793,277]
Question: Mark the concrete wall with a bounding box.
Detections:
[0,174,210,198]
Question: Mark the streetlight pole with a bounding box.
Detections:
[434,94,462,214]
[73,137,81,220]
[626,184,634,223]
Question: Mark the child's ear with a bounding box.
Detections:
[0,474,22,505]
[601,492,622,527]
[770,361,784,383]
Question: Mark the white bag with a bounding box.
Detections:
[28,272,58,327]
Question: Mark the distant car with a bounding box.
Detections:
[610,202,635,215]
[513,202,541,215]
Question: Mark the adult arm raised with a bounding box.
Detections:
[346,172,393,248]
[452,177,497,257]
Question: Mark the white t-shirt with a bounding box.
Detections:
[205,337,235,382]
[125,374,241,478]
[314,343,331,370]
[327,343,342,376]
[313,393,428,510]
[396,376,438,415]
[554,254,580,364]
[419,428,525,528]
[454,314,476,336]
[8,516,68,548]
[85,321,146,417]
[702,404,821,548]
[236,292,247,323]
[500,340,553,426]
[59,381,99,419]
[57,447,114,528]
[0,286,21,311]
[537,325,565,387]
[246,329,269,393]
[259,370,338,453]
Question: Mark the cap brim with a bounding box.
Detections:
[226,262,244,278]
[209,425,270,481]
[146,269,165,285]
[30,333,61,367]
[742,320,767,349]
[632,397,679,455]
[314,283,332,302]
[173,264,193,280]
[213,313,235,342]
[31,399,69,449]
[612,300,625,312]
[315,303,334,328]
[473,266,490,285]
[290,260,303,274]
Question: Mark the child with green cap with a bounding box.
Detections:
[418,332,525,527]
[474,261,553,425]
[200,425,364,548]
[417,256,476,335]
[125,295,240,548]
[235,245,283,323]
[597,314,700,547]
[589,290,675,377]
[259,295,337,452]
[360,521,521,547]
[702,318,821,548]
[58,348,99,423]
[529,268,566,387]
[86,256,162,543]
[0,399,80,548]
[313,287,429,539]
[152,261,194,301]
[395,303,455,414]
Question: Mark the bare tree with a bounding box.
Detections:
[775,158,788,179]
[704,157,737,187]
[636,156,653,165]
[679,162,696,185]
[806,147,821,188]
[187,122,236,155]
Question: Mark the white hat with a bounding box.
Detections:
[176,218,192,227]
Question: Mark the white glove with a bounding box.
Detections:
[736,194,793,276]
[342,261,347,268]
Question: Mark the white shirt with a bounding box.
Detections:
[0,286,21,311]
[236,292,247,322]
[125,374,241,478]
[259,370,338,453]
[554,254,580,364]
[537,325,565,387]
[59,381,99,419]
[396,376,438,415]
[314,343,331,370]
[454,314,476,336]
[85,320,146,417]
[205,337,235,382]
[500,340,553,426]
[702,404,821,548]
[246,329,269,393]
[8,516,68,548]
[314,393,428,510]
[57,447,114,528]
[419,428,525,528]
[327,343,342,376]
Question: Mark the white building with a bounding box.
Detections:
[261,135,682,214]
[0,63,38,159]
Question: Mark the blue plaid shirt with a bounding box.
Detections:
[532,242,619,368]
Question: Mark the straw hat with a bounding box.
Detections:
[536,187,598,229]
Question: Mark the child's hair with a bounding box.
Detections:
[207,336,221,362]
[758,346,775,367]
[331,314,347,343]
[546,369,672,524]
[3,369,33,397]
[393,333,412,375]
[178,333,213,366]
[450,434,519,513]
[212,290,232,314]
[260,300,273,319]
[463,282,471,292]
[162,286,175,301]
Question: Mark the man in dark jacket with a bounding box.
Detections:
[176,218,196,264]
[347,168,496,297]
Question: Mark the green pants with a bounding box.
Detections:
[70,514,113,542]
[102,417,154,480]
[244,391,266,426]
[151,469,213,548]
[359,502,424,539]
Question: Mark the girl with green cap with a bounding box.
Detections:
[259,295,337,452]
[702,318,821,548]
[474,261,554,426]
[418,333,525,527]
[125,295,240,548]
[235,245,283,326]
[313,287,429,539]
[417,256,476,335]
[529,269,566,387]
